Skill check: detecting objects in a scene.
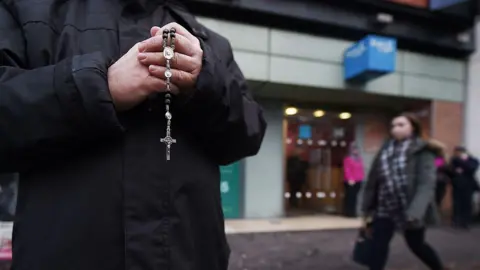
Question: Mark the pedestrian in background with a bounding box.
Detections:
[430,140,450,208]
[361,113,447,270]
[287,147,309,208]
[343,143,364,217]
[450,146,479,229]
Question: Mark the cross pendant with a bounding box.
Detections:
[160,135,177,161]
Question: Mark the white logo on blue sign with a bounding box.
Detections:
[369,38,394,53]
[343,35,397,82]
[345,41,367,59]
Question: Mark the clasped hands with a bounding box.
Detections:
[108,23,203,111]
[138,23,203,93]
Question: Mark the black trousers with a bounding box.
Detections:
[452,188,473,227]
[369,218,444,270]
[343,182,361,217]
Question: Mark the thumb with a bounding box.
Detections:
[150,26,161,37]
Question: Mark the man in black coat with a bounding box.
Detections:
[450,146,479,229]
[0,0,267,269]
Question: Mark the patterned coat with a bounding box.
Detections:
[361,138,441,227]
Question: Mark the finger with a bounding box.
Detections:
[151,23,198,45]
[148,65,195,89]
[138,52,197,73]
[151,26,161,37]
[139,33,194,56]
[151,23,203,58]
[144,75,180,95]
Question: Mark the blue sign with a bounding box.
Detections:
[343,35,396,82]
[298,125,312,139]
[430,0,467,10]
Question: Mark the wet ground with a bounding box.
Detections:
[227,227,480,270]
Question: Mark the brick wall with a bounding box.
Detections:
[362,113,389,154]
[387,0,428,8]
[430,100,464,216]
[431,101,464,155]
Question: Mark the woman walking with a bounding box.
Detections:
[361,113,447,270]
[343,143,364,217]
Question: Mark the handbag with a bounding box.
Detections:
[352,228,373,266]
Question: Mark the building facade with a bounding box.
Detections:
[182,0,477,219]
[0,0,477,221]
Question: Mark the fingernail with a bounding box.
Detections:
[149,65,157,71]
[138,53,146,60]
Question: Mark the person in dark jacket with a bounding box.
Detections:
[286,147,309,208]
[450,146,479,229]
[361,113,446,270]
[0,1,267,270]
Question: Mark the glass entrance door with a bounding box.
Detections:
[284,108,355,216]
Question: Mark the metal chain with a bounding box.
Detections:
[160,28,177,161]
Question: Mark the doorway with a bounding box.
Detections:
[284,108,355,217]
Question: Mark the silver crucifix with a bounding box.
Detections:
[160,134,176,161]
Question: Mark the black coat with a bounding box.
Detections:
[450,156,479,192]
[0,1,267,269]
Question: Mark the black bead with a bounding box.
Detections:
[170,28,176,33]
[165,93,171,99]
[165,99,171,104]
[163,29,169,34]
[162,33,168,38]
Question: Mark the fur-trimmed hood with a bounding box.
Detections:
[425,139,447,158]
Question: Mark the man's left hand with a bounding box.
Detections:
[137,23,203,93]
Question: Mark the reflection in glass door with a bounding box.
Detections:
[309,148,334,212]
[284,108,355,216]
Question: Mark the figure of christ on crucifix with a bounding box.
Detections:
[160,134,176,161]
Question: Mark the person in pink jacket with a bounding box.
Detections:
[343,143,365,217]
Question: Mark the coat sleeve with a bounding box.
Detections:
[343,157,353,181]
[0,3,123,173]
[178,38,267,165]
[459,157,479,175]
[406,150,436,221]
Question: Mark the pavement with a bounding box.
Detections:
[227,226,480,270]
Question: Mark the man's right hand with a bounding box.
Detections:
[107,43,168,111]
